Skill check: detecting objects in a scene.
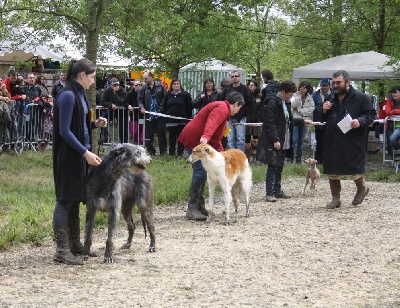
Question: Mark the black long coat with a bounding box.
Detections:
[52,81,95,203]
[257,93,304,166]
[315,86,376,175]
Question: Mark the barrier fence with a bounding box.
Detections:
[0,102,146,155]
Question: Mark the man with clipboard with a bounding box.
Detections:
[315,70,376,209]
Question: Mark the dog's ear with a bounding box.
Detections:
[201,145,211,155]
[110,145,127,157]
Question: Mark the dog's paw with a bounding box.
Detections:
[104,256,114,263]
[148,245,156,253]
[121,243,131,250]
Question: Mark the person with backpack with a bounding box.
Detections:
[0,84,12,149]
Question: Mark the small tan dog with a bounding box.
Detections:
[303,158,320,196]
[245,138,258,164]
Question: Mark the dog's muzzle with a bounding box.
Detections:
[188,154,199,164]
[135,163,146,170]
[129,164,146,175]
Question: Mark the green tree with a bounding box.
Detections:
[119,0,240,79]
[0,0,120,152]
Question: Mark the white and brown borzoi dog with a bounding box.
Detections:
[189,144,252,225]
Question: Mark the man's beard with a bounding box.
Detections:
[336,86,348,95]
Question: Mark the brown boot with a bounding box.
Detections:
[352,175,369,206]
[326,179,341,209]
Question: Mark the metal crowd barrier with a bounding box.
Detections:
[1,102,145,155]
[1,100,24,154]
[382,115,400,173]
[95,106,146,152]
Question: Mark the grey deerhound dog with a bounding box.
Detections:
[83,143,155,263]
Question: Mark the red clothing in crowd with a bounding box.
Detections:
[2,77,21,101]
[384,96,400,116]
[178,100,231,151]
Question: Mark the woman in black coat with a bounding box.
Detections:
[52,59,107,265]
[163,79,193,156]
[257,81,311,202]
[193,77,220,111]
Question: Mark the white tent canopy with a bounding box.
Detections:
[0,41,64,64]
[292,51,398,83]
[180,59,244,72]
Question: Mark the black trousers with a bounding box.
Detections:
[145,117,167,155]
[167,125,185,156]
[315,128,325,163]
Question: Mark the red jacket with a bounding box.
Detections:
[178,100,230,151]
[384,97,400,116]
[2,77,21,101]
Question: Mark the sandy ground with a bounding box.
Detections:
[0,177,399,308]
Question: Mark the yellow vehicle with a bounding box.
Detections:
[130,70,172,90]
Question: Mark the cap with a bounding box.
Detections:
[110,78,119,85]
[320,78,330,86]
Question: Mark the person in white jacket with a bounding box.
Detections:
[290,80,315,163]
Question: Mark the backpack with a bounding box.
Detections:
[0,102,12,125]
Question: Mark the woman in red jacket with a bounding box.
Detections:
[178,92,244,221]
[385,85,400,154]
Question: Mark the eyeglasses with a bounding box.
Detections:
[231,75,240,78]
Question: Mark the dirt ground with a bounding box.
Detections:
[0,174,400,307]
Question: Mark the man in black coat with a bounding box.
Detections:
[138,71,167,155]
[101,78,129,143]
[261,69,280,103]
[316,70,376,209]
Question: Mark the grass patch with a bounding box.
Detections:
[0,149,397,249]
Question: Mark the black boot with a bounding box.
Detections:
[186,180,207,221]
[197,182,209,216]
[53,224,84,265]
[68,218,98,257]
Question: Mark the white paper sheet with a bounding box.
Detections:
[337,114,353,134]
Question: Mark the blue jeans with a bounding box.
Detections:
[388,127,400,151]
[292,125,307,162]
[227,118,246,152]
[265,164,283,195]
[186,148,207,184]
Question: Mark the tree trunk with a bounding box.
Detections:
[85,0,107,154]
